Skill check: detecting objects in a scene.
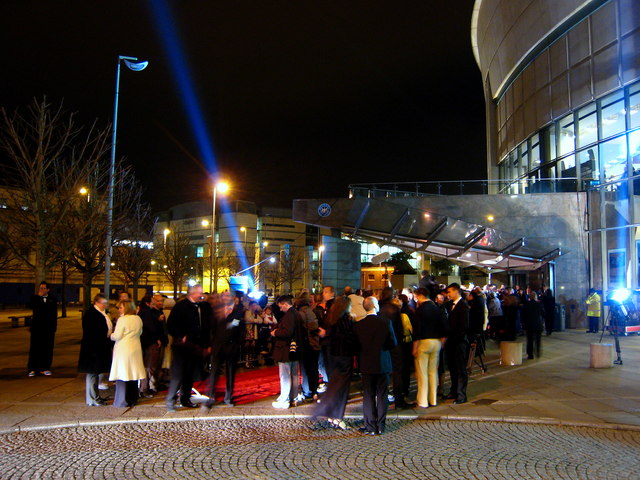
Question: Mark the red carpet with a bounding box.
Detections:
[193,365,282,405]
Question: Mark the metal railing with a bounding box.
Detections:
[348,177,599,198]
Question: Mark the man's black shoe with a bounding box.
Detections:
[454,398,467,405]
[443,393,457,400]
[395,401,413,409]
[181,400,198,408]
[359,427,377,436]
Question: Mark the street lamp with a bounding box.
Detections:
[104,55,149,299]
[163,228,171,246]
[240,226,247,255]
[210,181,229,293]
[318,245,325,290]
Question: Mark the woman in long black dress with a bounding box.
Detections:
[313,296,355,430]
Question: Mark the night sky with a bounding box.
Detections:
[1,0,486,211]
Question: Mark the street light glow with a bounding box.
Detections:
[163,228,171,236]
[240,226,246,232]
[216,181,230,194]
[79,187,88,195]
[201,220,209,227]
[319,245,325,252]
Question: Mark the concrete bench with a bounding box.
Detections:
[590,343,614,368]
[9,315,33,328]
[500,341,523,366]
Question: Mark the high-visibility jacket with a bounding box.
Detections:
[586,292,601,317]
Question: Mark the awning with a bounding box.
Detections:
[293,197,562,271]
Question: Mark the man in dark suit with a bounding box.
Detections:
[78,293,113,406]
[27,281,58,376]
[354,296,397,435]
[165,284,210,412]
[444,283,470,404]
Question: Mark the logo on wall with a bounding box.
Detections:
[318,203,332,218]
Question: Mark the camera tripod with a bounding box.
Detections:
[599,306,624,365]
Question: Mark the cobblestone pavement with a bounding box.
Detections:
[1,418,639,479]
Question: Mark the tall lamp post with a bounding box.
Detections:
[210,181,229,293]
[104,55,149,299]
[240,226,247,257]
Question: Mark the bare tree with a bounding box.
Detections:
[113,205,156,302]
[0,98,110,286]
[262,259,285,295]
[281,246,308,294]
[157,228,194,300]
[218,246,242,291]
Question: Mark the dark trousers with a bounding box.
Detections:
[114,380,139,407]
[301,348,320,397]
[28,328,55,372]
[390,344,405,404]
[526,330,542,358]
[166,346,199,406]
[361,373,390,433]
[314,355,352,420]
[445,339,469,402]
[588,316,600,332]
[544,314,554,335]
[205,349,238,406]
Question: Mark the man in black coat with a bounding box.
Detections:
[444,283,470,404]
[165,285,210,412]
[271,295,303,409]
[354,296,397,435]
[27,281,58,376]
[78,293,113,406]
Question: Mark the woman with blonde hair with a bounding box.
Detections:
[110,300,146,407]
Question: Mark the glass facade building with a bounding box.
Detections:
[474,0,640,299]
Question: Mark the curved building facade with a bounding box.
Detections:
[474,0,640,192]
[474,0,640,306]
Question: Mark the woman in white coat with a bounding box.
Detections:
[110,300,146,407]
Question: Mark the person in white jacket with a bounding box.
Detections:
[110,301,146,407]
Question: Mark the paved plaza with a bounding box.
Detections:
[1,418,640,479]
[1,308,640,478]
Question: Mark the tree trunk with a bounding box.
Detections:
[173,280,178,301]
[82,270,94,311]
[60,261,68,318]
[35,233,47,289]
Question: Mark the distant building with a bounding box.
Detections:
[154,200,312,295]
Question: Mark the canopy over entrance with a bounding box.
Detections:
[293,196,563,272]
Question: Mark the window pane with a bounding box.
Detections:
[530,140,541,168]
[629,130,640,177]
[629,92,640,129]
[577,103,598,148]
[601,100,626,139]
[578,148,599,187]
[559,114,575,156]
[600,136,628,183]
[543,125,557,161]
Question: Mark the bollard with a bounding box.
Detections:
[590,343,614,368]
[500,341,523,366]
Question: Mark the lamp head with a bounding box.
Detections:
[123,59,149,71]
[216,181,230,194]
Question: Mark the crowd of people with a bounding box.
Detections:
[24,274,559,435]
